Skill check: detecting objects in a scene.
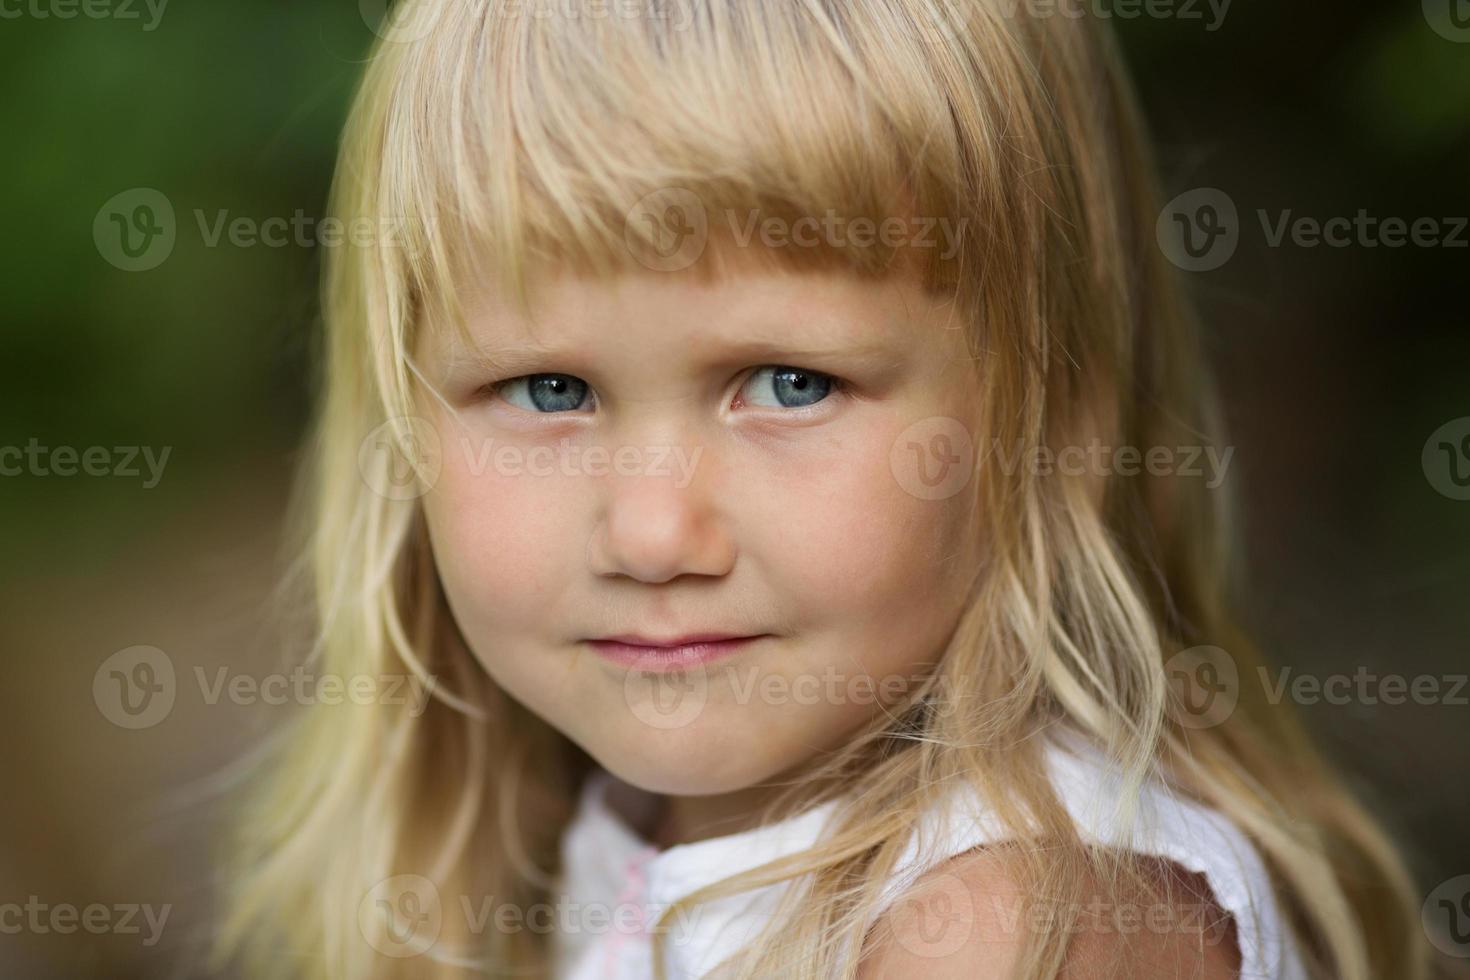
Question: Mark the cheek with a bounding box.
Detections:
[746,423,971,659]
[420,432,587,638]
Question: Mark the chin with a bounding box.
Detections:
[587,723,793,798]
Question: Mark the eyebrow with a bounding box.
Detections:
[439,340,565,378]
[439,332,908,380]
[690,336,906,371]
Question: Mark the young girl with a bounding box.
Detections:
[211,1,1441,977]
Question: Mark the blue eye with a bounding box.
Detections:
[494,373,594,413]
[738,365,836,409]
[485,366,838,414]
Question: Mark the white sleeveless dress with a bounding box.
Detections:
[550,733,1311,979]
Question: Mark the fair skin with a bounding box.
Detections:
[858,848,1242,978]
[418,252,982,844]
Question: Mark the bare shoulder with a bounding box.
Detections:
[856,845,1242,979]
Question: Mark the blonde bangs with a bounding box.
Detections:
[350,0,992,338]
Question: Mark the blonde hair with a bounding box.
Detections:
[211,1,1437,977]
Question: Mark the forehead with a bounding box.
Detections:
[427,253,965,372]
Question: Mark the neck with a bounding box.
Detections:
[625,763,853,849]
[651,782,782,847]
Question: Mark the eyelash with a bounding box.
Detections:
[480,366,847,416]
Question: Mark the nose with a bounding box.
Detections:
[586,457,736,584]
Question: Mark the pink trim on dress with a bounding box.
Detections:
[599,843,659,977]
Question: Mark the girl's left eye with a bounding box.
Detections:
[736,365,840,410]
[490,373,595,413]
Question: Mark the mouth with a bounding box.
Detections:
[583,633,768,671]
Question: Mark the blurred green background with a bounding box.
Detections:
[1,2,1467,976]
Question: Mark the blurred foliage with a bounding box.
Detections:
[0,4,374,567]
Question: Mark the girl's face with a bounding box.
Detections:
[418,258,981,796]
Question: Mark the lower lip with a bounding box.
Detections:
[585,637,763,671]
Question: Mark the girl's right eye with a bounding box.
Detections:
[489,373,595,414]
